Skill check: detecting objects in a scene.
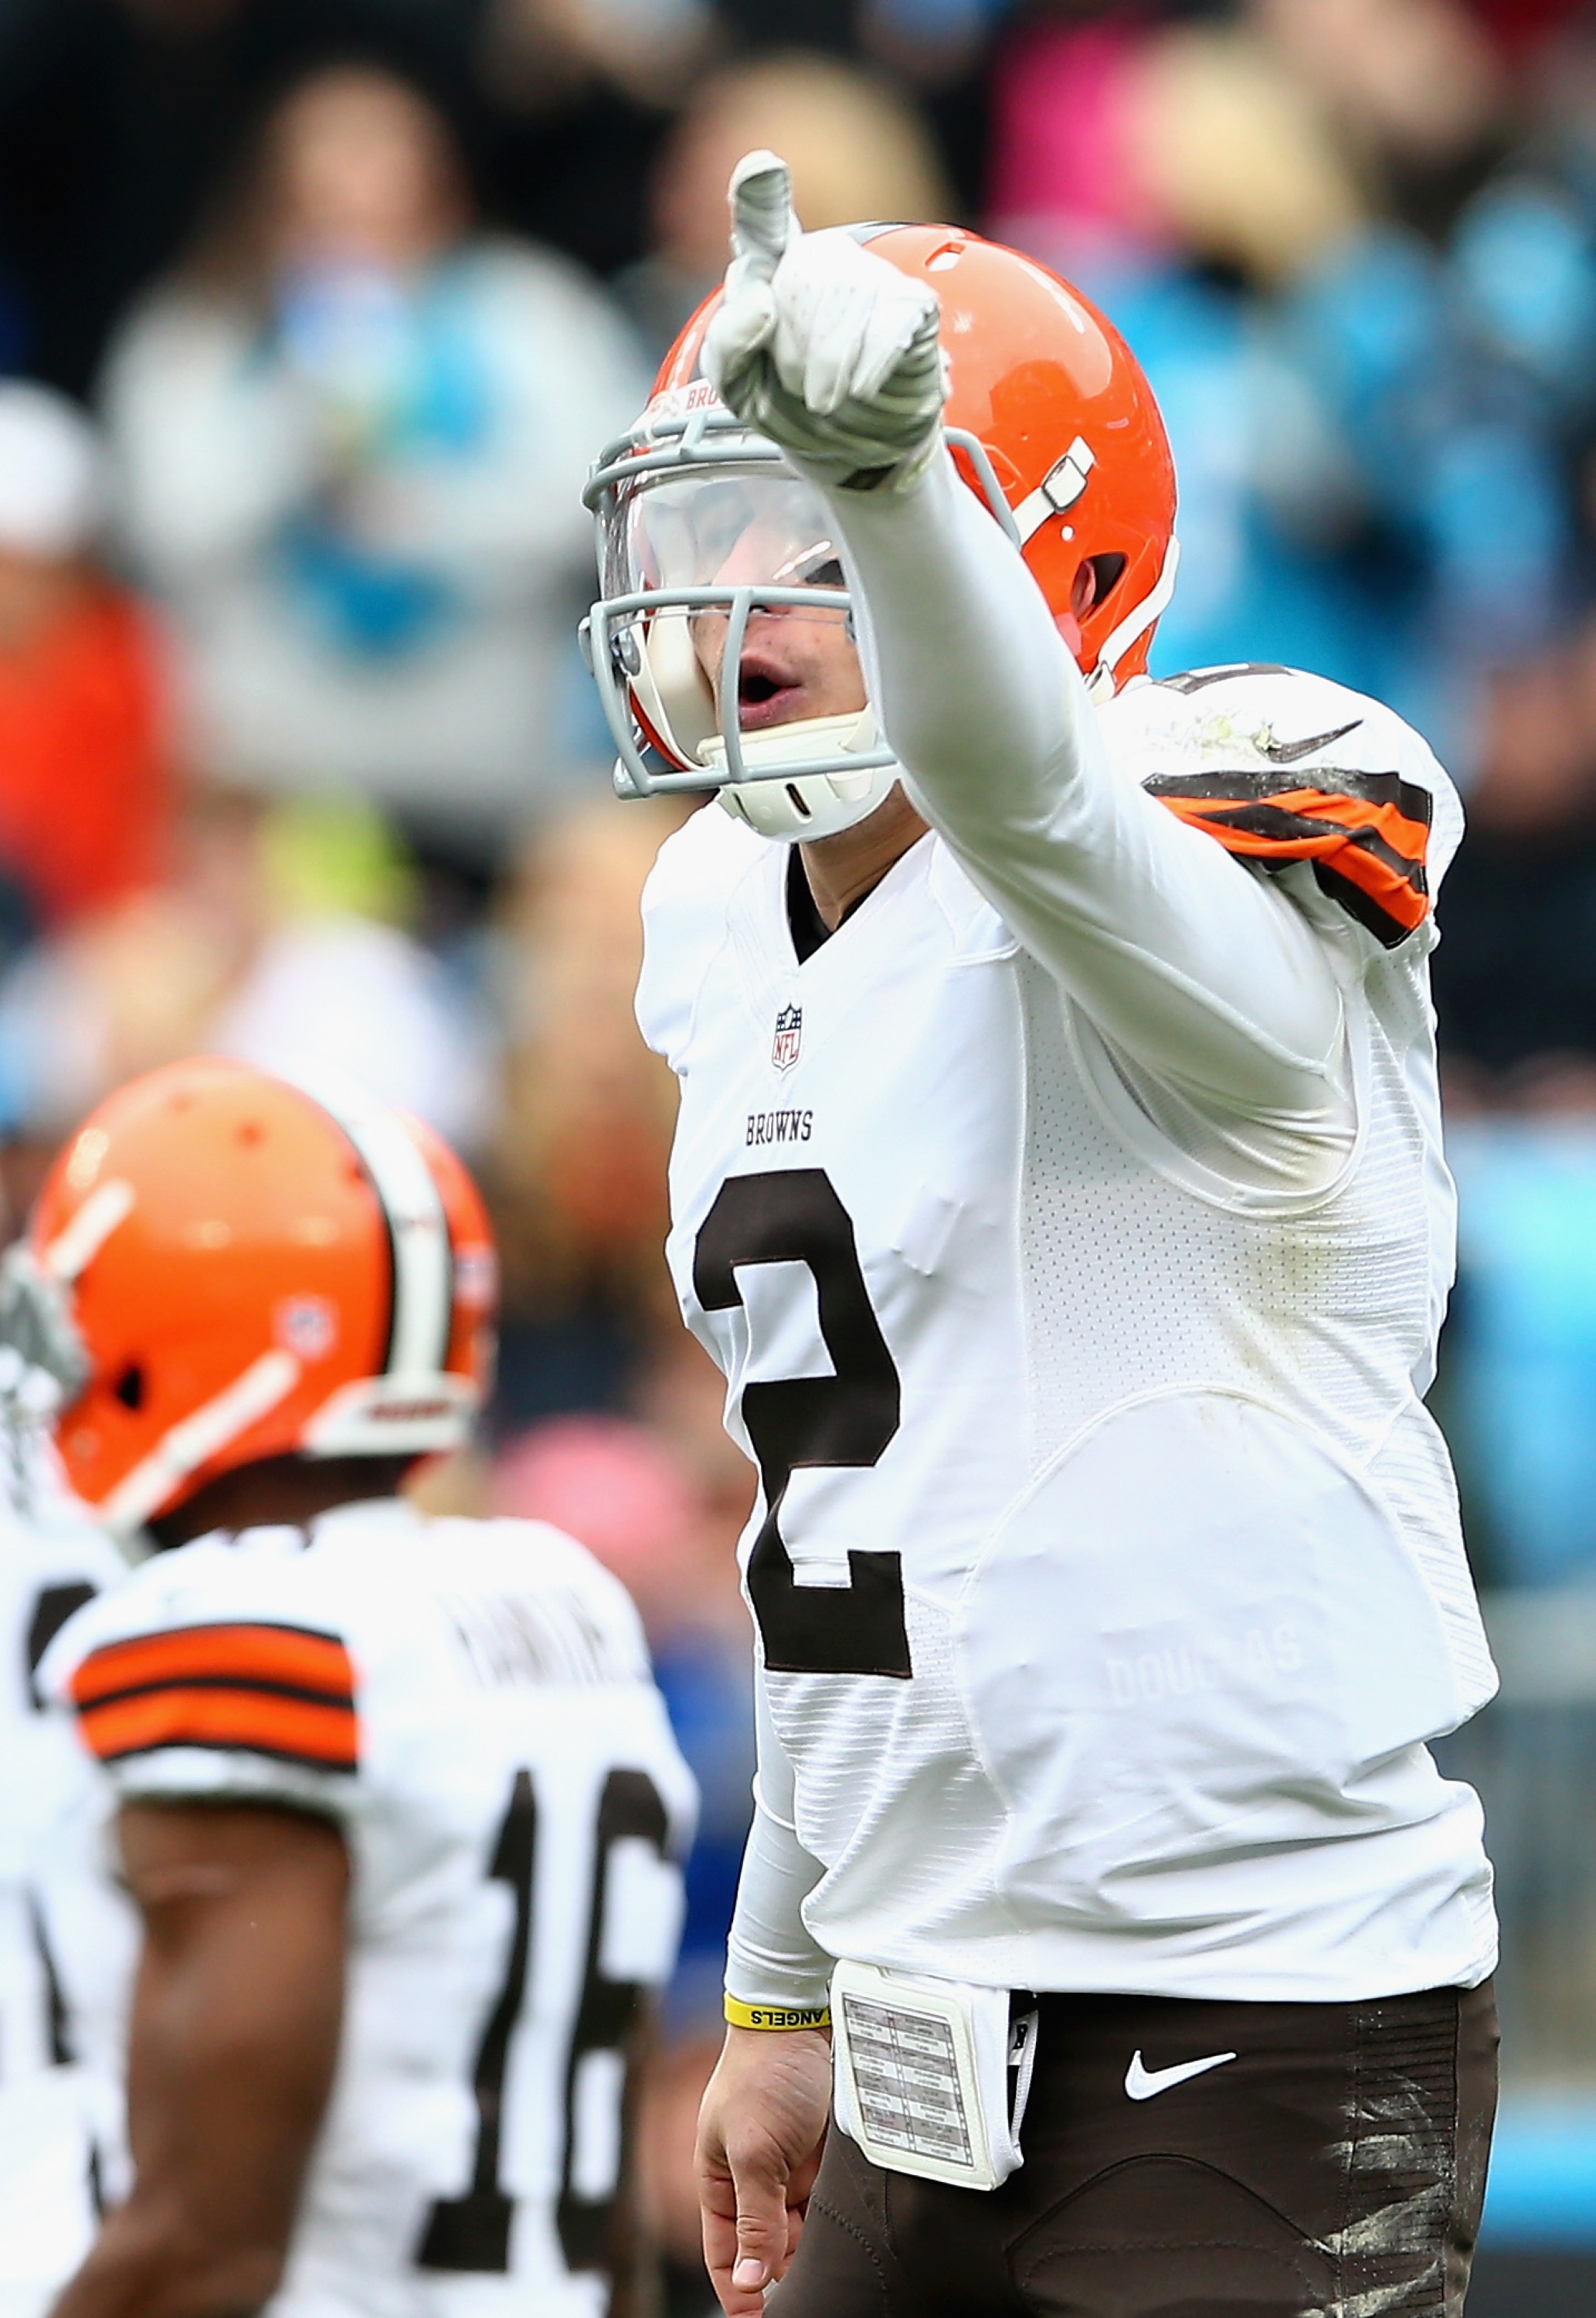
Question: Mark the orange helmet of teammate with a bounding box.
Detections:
[582,222,1177,841]
[25,1057,496,1534]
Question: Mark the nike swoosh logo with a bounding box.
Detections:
[1124,2048,1238,2101]
[1258,719,1362,765]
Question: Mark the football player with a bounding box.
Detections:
[0,1289,132,2318]
[26,1057,696,2318]
[584,154,1499,2317]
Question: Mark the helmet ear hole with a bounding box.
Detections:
[1086,552,1127,605]
[113,1364,144,1411]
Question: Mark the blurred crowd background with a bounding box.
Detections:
[5,0,1596,2302]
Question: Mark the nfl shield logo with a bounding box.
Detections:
[772,1004,802,1074]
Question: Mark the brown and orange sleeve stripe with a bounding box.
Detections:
[70,1621,358,1773]
[1143,763,1431,949]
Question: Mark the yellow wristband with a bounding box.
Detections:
[724,1997,832,2031]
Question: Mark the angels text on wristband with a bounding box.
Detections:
[724,1996,833,2031]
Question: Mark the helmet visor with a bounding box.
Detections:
[595,462,873,780]
[602,466,847,600]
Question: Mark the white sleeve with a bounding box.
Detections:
[39,1548,361,1827]
[824,454,1350,1140]
[724,1667,833,2014]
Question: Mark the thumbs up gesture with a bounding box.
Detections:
[701,151,946,494]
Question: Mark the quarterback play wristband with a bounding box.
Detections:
[724,1997,832,2031]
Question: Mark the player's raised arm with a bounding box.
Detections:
[698,155,1346,1140]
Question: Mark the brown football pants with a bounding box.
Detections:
[768,1980,1498,2318]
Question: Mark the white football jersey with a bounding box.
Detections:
[42,1501,697,2318]
[0,1449,134,2318]
[638,663,1497,2011]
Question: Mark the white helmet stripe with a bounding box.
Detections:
[100,1349,301,1535]
[43,1178,135,1283]
[308,1080,453,1382]
[266,1069,453,1382]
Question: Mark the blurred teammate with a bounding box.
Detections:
[29,1058,695,2318]
[586,157,1498,2316]
[0,1283,131,2318]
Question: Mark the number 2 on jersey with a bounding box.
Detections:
[694,1167,912,1678]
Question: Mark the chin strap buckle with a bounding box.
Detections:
[1014,438,1095,545]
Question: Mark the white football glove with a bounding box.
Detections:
[701,151,946,494]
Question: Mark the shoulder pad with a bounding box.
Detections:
[42,1537,358,1788]
[637,804,764,1066]
[1111,666,1460,951]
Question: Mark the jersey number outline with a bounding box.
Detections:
[694,1167,910,1677]
[416,1766,671,2278]
[26,1582,97,1709]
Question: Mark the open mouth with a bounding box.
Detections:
[736,653,806,730]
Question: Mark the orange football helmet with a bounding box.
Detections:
[582,221,1177,838]
[26,1058,496,1534]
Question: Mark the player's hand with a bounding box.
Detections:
[701,149,946,494]
[695,2024,832,2316]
